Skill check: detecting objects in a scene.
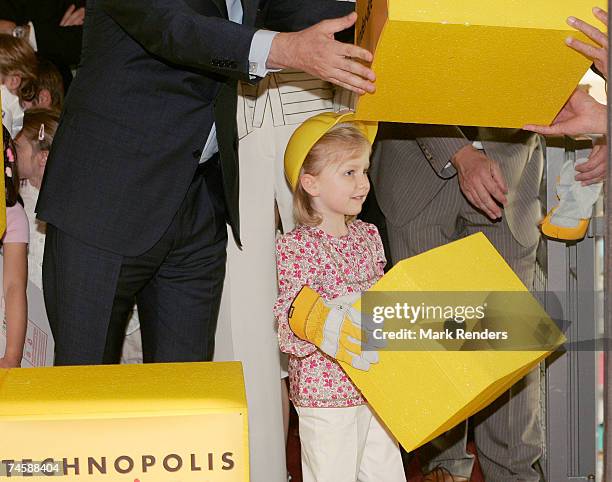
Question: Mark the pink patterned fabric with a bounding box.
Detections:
[274,220,386,408]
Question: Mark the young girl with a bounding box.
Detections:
[0,124,28,368]
[14,108,58,289]
[274,112,406,481]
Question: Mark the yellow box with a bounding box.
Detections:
[0,362,249,481]
[344,233,564,451]
[353,0,599,128]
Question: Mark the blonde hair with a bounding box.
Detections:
[0,34,37,100]
[293,124,371,226]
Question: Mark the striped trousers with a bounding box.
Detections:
[386,179,543,482]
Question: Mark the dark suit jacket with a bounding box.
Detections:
[37,0,352,256]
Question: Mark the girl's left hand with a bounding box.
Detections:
[566,7,608,80]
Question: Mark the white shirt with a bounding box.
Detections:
[1,85,23,138]
[20,181,45,290]
[200,1,278,162]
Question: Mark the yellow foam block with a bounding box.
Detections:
[344,233,564,451]
[353,0,599,128]
[0,362,248,481]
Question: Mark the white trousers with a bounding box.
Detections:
[296,405,407,482]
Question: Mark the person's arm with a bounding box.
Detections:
[101,1,375,92]
[0,0,27,25]
[0,242,27,368]
[450,144,508,220]
[415,124,508,220]
[413,125,472,178]
[273,236,319,358]
[259,0,373,93]
[267,12,375,94]
[59,4,85,27]
[524,88,607,136]
[575,136,607,185]
[566,7,608,81]
[262,0,353,33]
[30,22,83,67]
[100,0,258,81]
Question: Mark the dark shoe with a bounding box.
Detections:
[422,467,469,482]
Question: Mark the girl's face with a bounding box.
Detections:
[14,133,36,180]
[306,149,371,220]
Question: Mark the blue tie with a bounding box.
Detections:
[226,0,243,23]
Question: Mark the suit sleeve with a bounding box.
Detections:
[261,0,354,36]
[0,0,26,23]
[413,125,472,179]
[100,0,258,81]
[33,25,83,67]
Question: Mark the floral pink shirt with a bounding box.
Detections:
[274,220,386,408]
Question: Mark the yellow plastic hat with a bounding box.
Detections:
[284,111,378,191]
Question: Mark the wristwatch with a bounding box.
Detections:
[12,26,26,38]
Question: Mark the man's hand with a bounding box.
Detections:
[575,137,607,185]
[566,7,608,80]
[60,4,85,27]
[524,88,607,136]
[267,12,375,95]
[452,145,508,220]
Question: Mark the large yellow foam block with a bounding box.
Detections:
[344,233,564,451]
[353,0,599,128]
[0,362,249,481]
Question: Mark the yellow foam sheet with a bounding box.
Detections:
[0,104,6,238]
[343,233,564,451]
[353,0,600,128]
[0,362,249,481]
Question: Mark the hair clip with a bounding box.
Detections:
[38,123,45,141]
[5,166,12,178]
[6,147,14,163]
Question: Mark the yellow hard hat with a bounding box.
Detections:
[284,111,378,191]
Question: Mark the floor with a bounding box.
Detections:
[286,406,485,481]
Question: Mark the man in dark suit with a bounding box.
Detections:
[37,0,375,366]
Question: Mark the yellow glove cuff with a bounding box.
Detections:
[288,285,330,345]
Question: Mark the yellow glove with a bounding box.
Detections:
[288,286,379,371]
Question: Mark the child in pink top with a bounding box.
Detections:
[274,113,405,482]
[0,125,28,368]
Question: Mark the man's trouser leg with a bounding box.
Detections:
[460,203,543,482]
[386,182,475,479]
[43,158,227,365]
